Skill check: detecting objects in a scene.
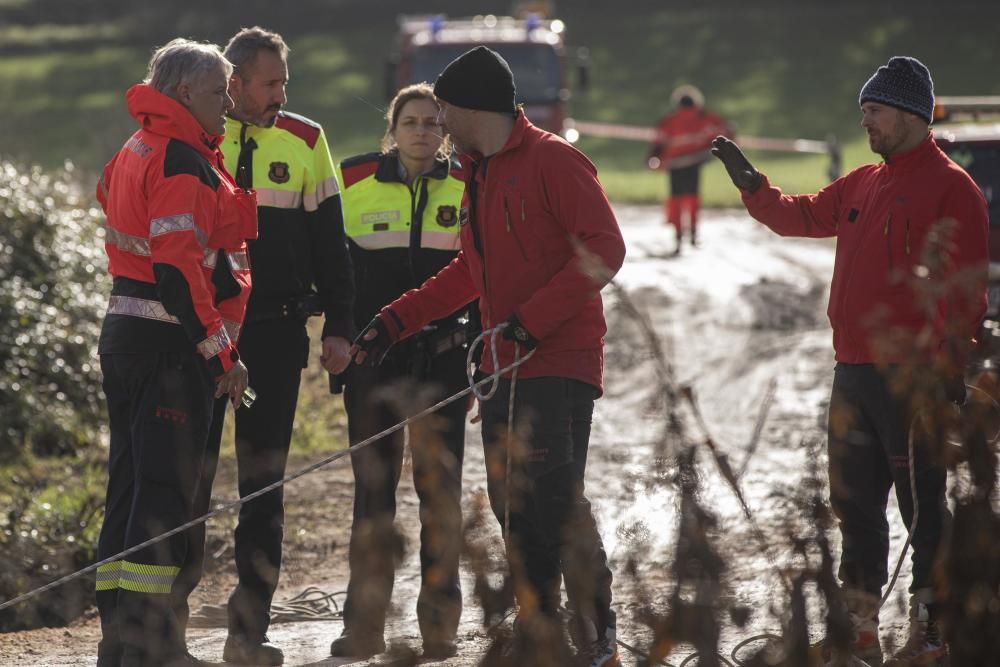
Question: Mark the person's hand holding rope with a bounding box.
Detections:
[501,313,538,350]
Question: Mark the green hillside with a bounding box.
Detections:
[0,0,998,203]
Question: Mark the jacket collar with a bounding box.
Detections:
[882,132,939,172]
[494,109,530,157]
[127,84,222,157]
[462,109,531,166]
[374,150,454,184]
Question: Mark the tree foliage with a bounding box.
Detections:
[0,159,108,458]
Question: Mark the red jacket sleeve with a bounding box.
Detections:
[742,173,844,239]
[147,167,238,377]
[517,143,626,340]
[385,250,478,338]
[97,155,116,212]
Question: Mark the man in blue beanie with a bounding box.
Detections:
[713,57,988,666]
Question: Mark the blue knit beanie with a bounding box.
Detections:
[859,56,935,123]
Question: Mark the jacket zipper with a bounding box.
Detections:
[504,194,529,261]
[905,218,911,255]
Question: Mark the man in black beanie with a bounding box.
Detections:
[712,56,987,666]
[350,45,625,667]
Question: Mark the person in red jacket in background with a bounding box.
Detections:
[94,39,256,667]
[713,57,988,667]
[351,46,625,667]
[647,85,730,254]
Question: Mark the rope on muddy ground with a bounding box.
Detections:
[188,586,346,628]
[0,325,535,614]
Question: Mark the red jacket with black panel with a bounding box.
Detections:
[97,84,257,378]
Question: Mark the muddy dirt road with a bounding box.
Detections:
[1,207,921,665]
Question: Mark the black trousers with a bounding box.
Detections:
[828,363,950,597]
[96,351,214,666]
[340,345,468,642]
[478,375,614,638]
[169,395,226,636]
[173,317,308,642]
[669,163,701,196]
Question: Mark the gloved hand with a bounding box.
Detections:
[351,309,404,367]
[501,314,538,351]
[711,136,763,193]
[944,373,967,406]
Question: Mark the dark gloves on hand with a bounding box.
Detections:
[501,314,538,351]
[351,309,404,367]
[711,136,763,193]
[944,373,967,407]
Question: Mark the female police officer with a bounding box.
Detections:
[329,83,471,660]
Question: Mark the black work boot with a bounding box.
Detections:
[329,628,386,658]
[222,634,283,666]
[96,639,122,667]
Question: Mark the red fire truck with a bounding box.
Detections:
[387,8,589,138]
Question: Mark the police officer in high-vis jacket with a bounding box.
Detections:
[328,83,472,661]
[170,27,354,666]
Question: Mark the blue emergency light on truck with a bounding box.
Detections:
[386,11,589,139]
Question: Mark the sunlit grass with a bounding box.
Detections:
[0,22,124,47]
[593,135,874,205]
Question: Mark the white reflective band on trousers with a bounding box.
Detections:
[0,326,535,615]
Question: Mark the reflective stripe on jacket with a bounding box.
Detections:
[649,106,730,169]
[338,151,465,328]
[221,112,354,340]
[97,84,256,378]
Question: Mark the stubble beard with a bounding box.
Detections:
[232,98,280,128]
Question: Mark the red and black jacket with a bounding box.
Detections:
[97,84,257,378]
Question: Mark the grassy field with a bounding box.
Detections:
[1,0,998,204]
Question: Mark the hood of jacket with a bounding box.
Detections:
[126,83,222,158]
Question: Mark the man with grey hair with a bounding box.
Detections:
[94,38,256,667]
[171,26,355,666]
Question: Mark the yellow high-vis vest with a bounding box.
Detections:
[337,152,463,252]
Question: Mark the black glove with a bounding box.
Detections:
[501,314,538,351]
[711,136,763,193]
[944,373,967,407]
[351,309,403,367]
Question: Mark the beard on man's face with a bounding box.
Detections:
[233,97,282,128]
[250,103,281,128]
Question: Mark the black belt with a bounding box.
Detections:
[246,294,323,325]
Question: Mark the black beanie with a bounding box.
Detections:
[859,56,935,124]
[433,46,517,113]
